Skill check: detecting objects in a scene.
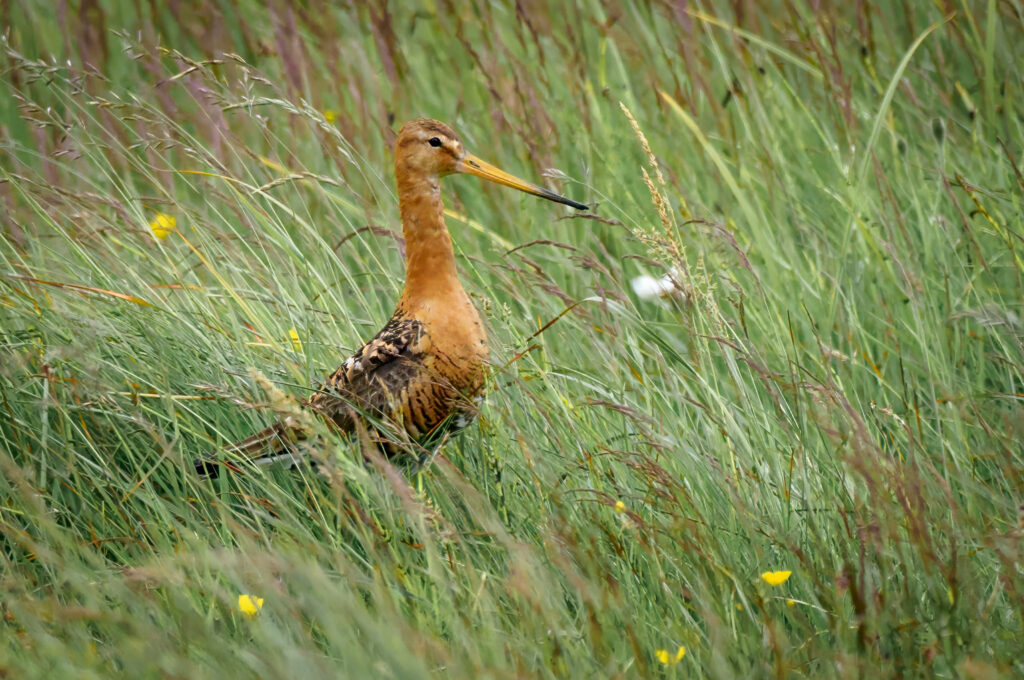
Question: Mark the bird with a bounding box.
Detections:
[195,118,587,476]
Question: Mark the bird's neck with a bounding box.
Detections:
[396,175,463,308]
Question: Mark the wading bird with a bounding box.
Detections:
[196,119,587,475]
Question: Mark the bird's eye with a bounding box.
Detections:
[428,137,442,147]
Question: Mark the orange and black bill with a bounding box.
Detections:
[457,154,589,211]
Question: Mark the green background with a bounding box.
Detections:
[1,1,1022,677]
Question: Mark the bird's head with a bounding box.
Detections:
[394,118,588,210]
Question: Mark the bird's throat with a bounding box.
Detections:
[397,177,462,307]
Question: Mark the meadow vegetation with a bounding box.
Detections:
[1,1,1022,677]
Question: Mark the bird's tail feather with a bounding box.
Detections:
[193,421,308,477]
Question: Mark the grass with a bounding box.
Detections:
[1,1,1022,677]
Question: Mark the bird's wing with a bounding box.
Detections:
[307,313,431,429]
[194,314,430,477]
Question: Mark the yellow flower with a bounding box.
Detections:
[323,109,337,124]
[238,594,264,617]
[288,328,303,352]
[614,500,626,513]
[760,570,792,586]
[786,599,796,607]
[656,646,686,665]
[149,213,177,240]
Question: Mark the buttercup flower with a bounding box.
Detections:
[288,328,303,352]
[323,109,337,125]
[149,213,177,240]
[656,646,686,665]
[238,594,264,617]
[614,500,626,513]
[760,570,792,586]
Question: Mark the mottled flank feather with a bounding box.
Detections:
[196,311,484,474]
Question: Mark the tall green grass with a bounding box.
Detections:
[1,1,1022,677]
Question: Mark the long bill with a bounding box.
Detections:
[457,154,588,210]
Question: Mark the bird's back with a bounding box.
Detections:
[309,298,488,446]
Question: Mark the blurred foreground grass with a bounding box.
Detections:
[1,1,1022,677]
